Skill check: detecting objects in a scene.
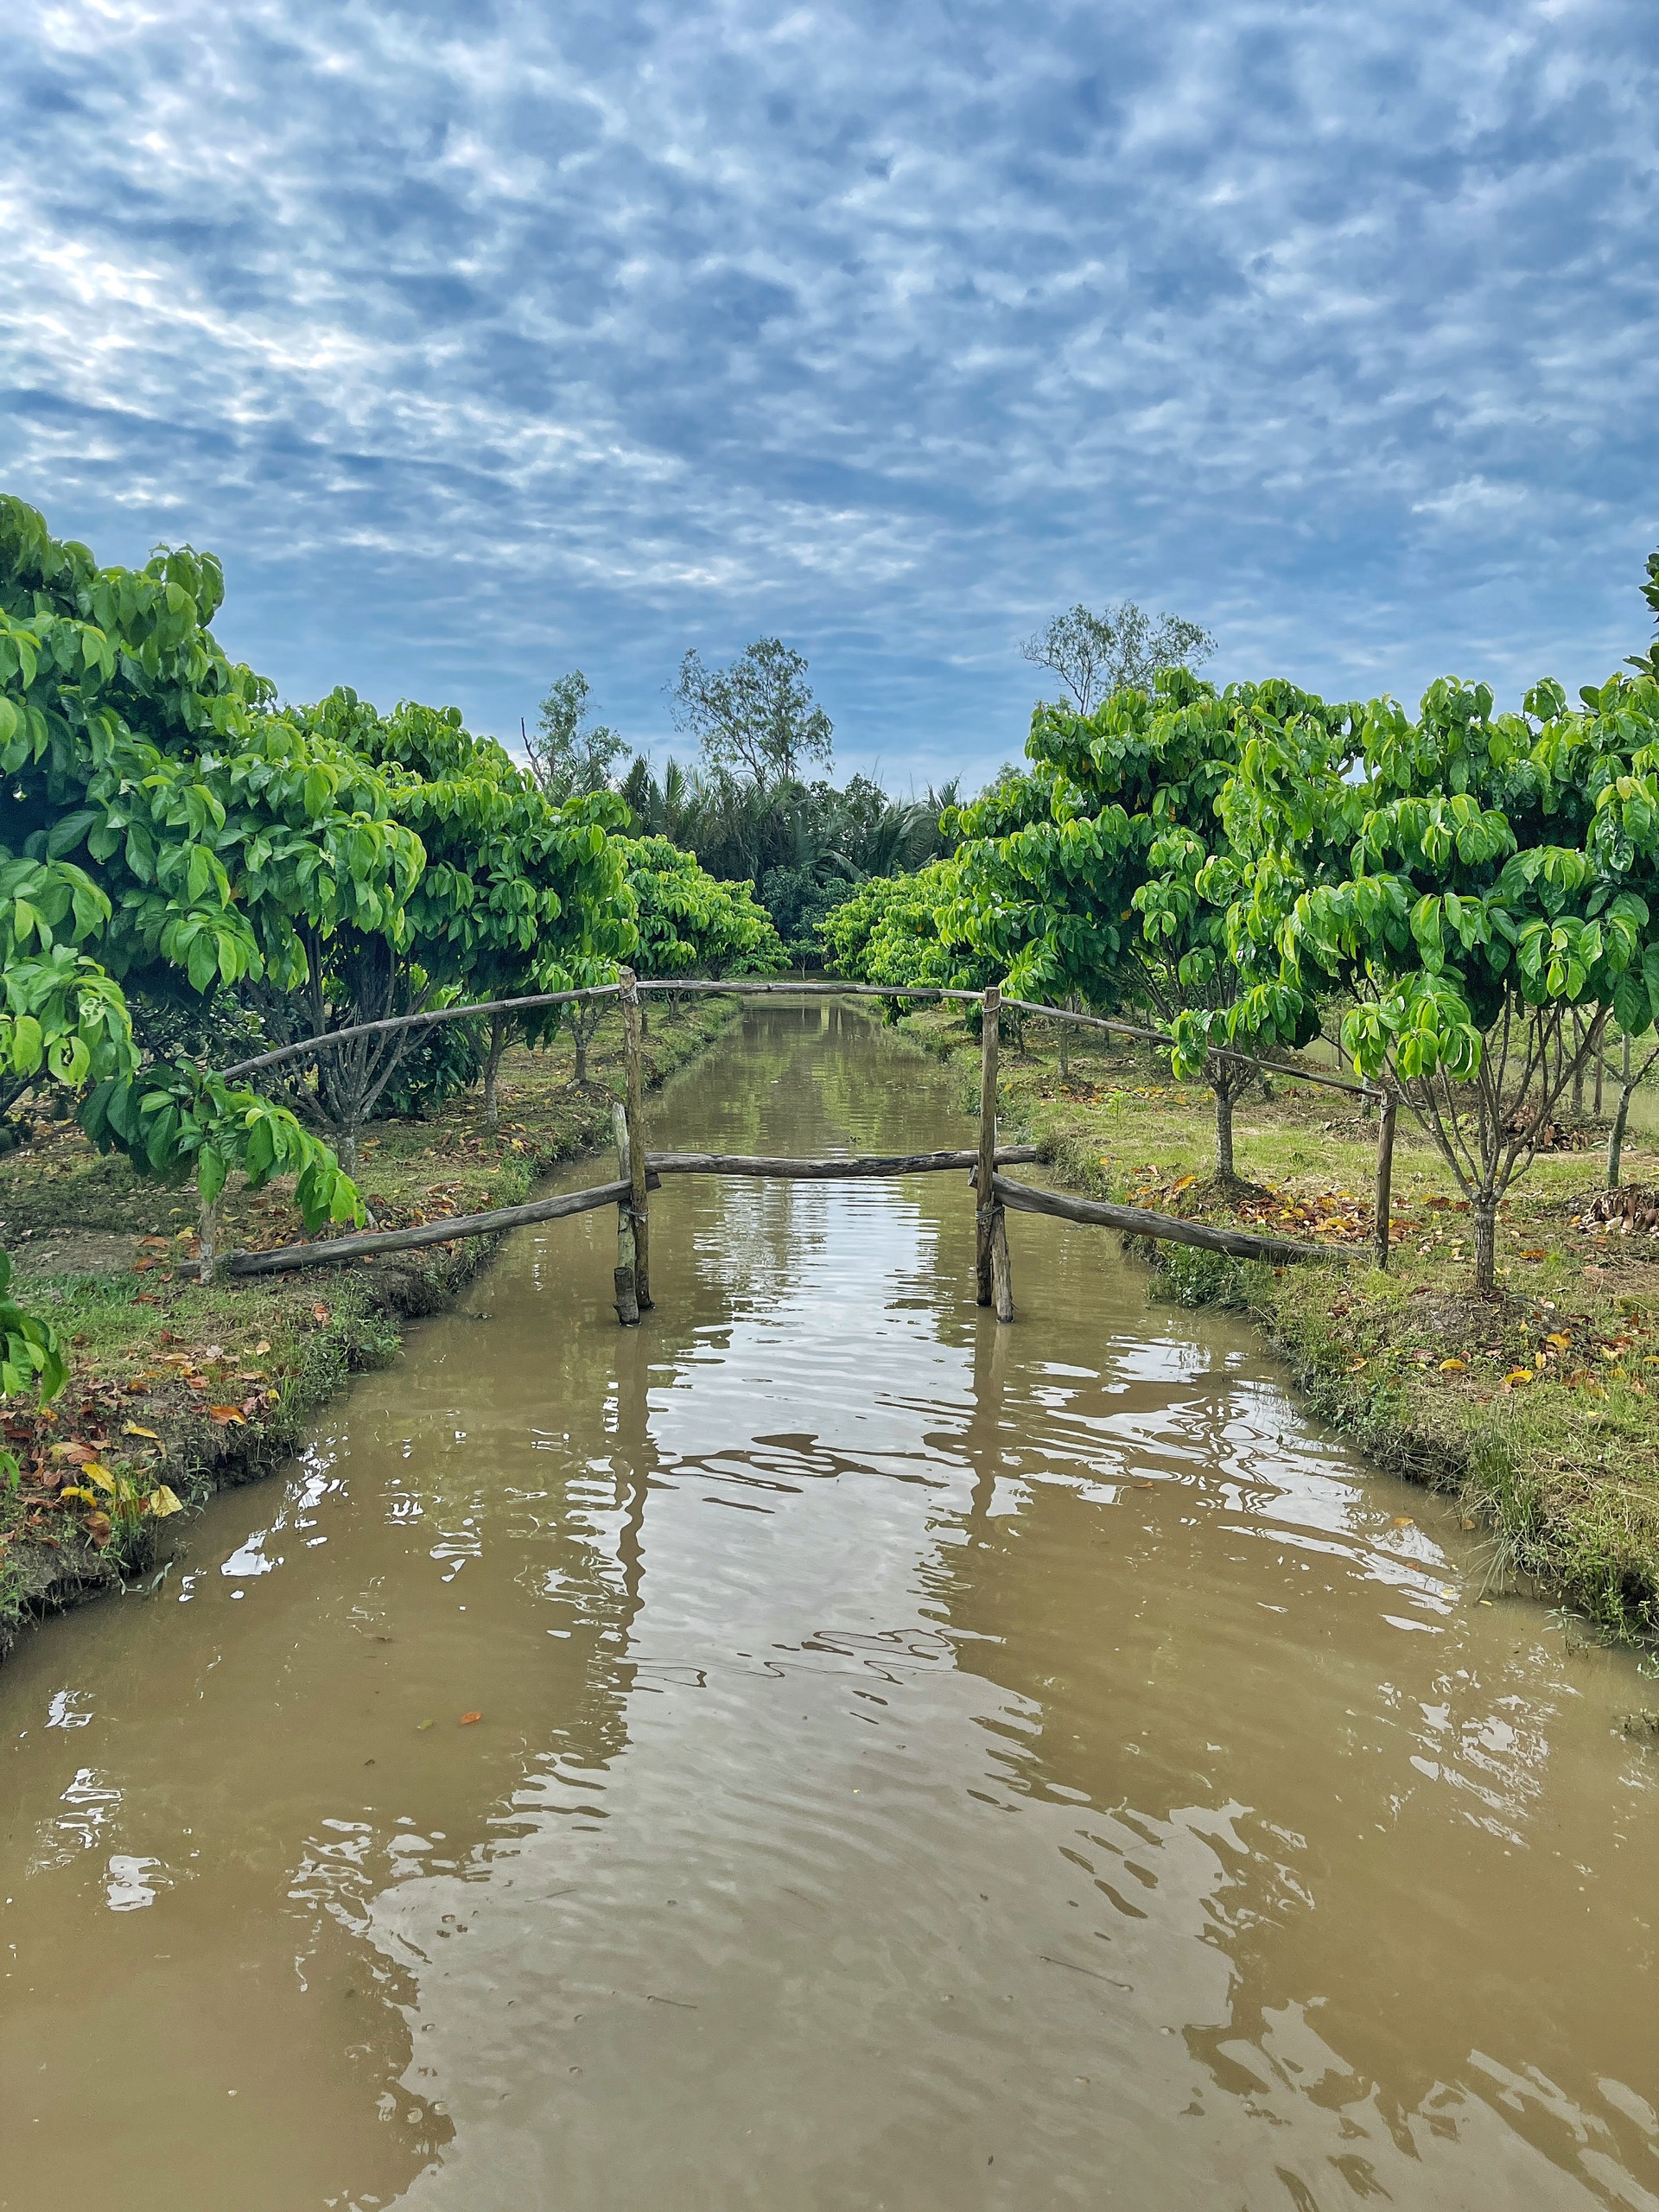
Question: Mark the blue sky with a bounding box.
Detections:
[3,0,1656,791]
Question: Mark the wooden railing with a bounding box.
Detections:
[212,972,1389,1312]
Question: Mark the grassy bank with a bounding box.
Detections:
[0,994,741,1654]
[896,1000,1659,1646]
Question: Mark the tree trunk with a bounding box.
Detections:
[1595,1041,1605,1116]
[338,1117,359,1179]
[1058,1004,1071,1085]
[1472,1194,1498,1295]
[198,1187,221,1289]
[1213,1084,1236,1184]
[1609,1033,1633,1188]
[484,1014,507,1129]
[574,1020,589,1087]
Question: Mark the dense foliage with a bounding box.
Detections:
[1223,668,1659,1284]
[622,837,786,981]
[0,496,660,1400]
[817,562,1659,1289]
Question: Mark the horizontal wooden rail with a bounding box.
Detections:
[217,1149,1040,1277]
[646,1147,1039,1179]
[219,983,623,1083]
[217,976,1377,1110]
[636,979,984,1002]
[997,995,1380,1103]
[223,1172,662,1277]
[992,1173,1342,1265]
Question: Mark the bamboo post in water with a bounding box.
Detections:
[976,984,1009,1313]
[1373,1090,1397,1273]
[612,1100,640,1325]
[620,966,652,1313]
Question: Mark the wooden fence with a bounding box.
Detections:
[211,971,1392,1317]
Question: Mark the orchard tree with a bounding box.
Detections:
[819,859,988,995]
[1224,664,1659,1291]
[944,671,1346,1184]
[0,497,365,1307]
[315,695,638,1140]
[623,836,785,981]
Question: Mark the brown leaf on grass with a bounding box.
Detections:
[312,1304,330,1325]
[82,1511,111,1546]
[207,1405,247,1426]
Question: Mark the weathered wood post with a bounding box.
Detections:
[620,966,652,1313]
[612,1099,640,1325]
[988,1207,1014,1323]
[976,983,1011,1316]
[1372,1088,1397,1273]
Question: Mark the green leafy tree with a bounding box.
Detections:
[527,671,626,802]
[944,672,1339,1182]
[819,859,982,994]
[670,639,833,788]
[0,496,368,1304]
[1021,601,1216,714]
[623,837,785,981]
[296,695,638,1141]
[1225,663,1659,1290]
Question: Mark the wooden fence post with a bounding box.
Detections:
[620,966,652,1313]
[976,984,1007,1313]
[612,1100,640,1324]
[1373,1090,1397,1272]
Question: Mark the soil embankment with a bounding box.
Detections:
[0,995,740,1652]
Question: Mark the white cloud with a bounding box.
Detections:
[0,0,1656,785]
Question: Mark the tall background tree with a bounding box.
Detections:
[1022,601,1216,714]
[670,638,834,786]
[527,670,626,803]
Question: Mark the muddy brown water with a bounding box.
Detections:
[3,1001,1656,2210]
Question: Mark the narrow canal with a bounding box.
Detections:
[3,1001,1656,2210]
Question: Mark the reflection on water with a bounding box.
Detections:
[2,1002,1656,2211]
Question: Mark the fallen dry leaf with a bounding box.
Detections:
[460,1712,482,1726]
[124,1422,160,1440]
[1440,1357,1467,1374]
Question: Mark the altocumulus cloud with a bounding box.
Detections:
[2,0,1656,782]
